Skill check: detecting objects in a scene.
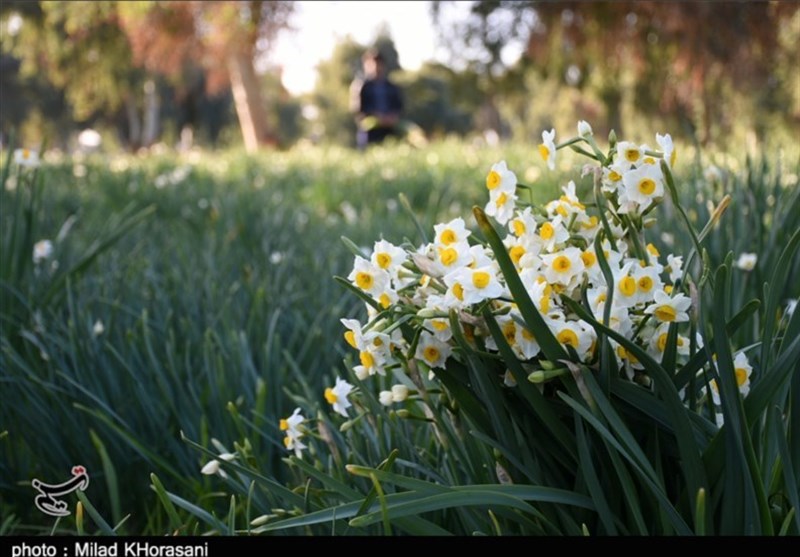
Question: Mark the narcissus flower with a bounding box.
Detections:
[371,240,407,277]
[444,265,504,305]
[279,408,306,457]
[325,377,355,417]
[538,129,557,170]
[33,239,53,264]
[434,218,471,247]
[541,247,585,287]
[735,252,757,271]
[14,148,40,168]
[485,187,517,225]
[656,133,676,168]
[620,163,664,212]
[644,289,691,323]
[415,331,452,369]
[485,160,517,193]
[348,256,390,298]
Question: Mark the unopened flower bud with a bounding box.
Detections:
[577,120,593,137]
[379,391,394,406]
[391,384,409,402]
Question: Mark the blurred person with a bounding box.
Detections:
[350,49,404,149]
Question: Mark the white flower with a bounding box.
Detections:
[735,253,757,271]
[348,256,390,297]
[33,240,53,264]
[535,218,570,252]
[577,120,593,137]
[551,319,595,360]
[391,384,409,402]
[666,254,683,284]
[14,148,40,168]
[485,188,517,225]
[415,331,452,369]
[325,377,355,417]
[615,141,643,166]
[541,247,585,287]
[733,351,753,397]
[787,299,798,318]
[280,408,307,457]
[444,265,504,305]
[632,264,663,305]
[538,129,557,171]
[370,240,407,277]
[508,207,538,239]
[434,217,472,247]
[433,240,473,274]
[620,163,664,212]
[200,460,221,475]
[656,133,676,168]
[644,289,692,323]
[379,391,394,406]
[485,160,517,193]
[92,320,105,337]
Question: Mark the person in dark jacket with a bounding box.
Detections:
[351,49,404,148]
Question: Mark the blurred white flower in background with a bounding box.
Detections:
[33,240,53,264]
[735,253,757,271]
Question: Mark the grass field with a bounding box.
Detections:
[2,138,798,535]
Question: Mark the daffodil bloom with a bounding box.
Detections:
[538,129,557,170]
[325,377,354,417]
[612,262,641,309]
[632,264,663,305]
[620,163,664,212]
[508,207,538,240]
[535,218,570,252]
[601,162,628,194]
[378,390,394,406]
[415,331,452,369]
[485,160,517,193]
[616,141,643,166]
[353,345,387,379]
[648,323,690,360]
[391,384,409,402]
[541,247,586,287]
[434,217,472,247]
[644,290,691,323]
[14,148,40,168]
[279,408,306,457]
[444,265,504,305]
[434,240,473,274]
[735,252,757,271]
[371,239,407,277]
[93,320,105,337]
[348,256,390,297]
[666,254,683,284]
[485,188,518,225]
[656,133,676,168]
[733,351,753,397]
[33,239,53,264]
[550,318,595,359]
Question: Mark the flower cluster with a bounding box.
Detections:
[273,121,754,459]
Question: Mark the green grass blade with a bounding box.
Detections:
[75,490,116,536]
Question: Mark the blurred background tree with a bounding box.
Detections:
[1,1,797,151]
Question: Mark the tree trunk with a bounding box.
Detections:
[142,78,161,148]
[228,50,274,152]
[124,95,142,151]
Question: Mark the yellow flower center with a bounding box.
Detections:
[595,292,607,305]
[625,148,640,162]
[664,284,674,294]
[379,293,392,308]
[539,222,554,240]
[616,346,639,363]
[359,351,375,368]
[376,252,392,269]
[509,245,525,265]
[556,204,568,217]
[643,156,656,165]
[654,304,677,322]
[423,346,440,364]
[619,276,636,297]
[453,283,464,301]
[344,330,357,349]
[279,419,289,431]
[283,436,291,448]
[638,178,656,195]
[356,272,374,291]
[502,321,517,344]
[324,388,338,404]
[557,329,579,349]
[581,251,597,267]
[22,149,30,159]
[440,229,457,245]
[538,144,550,161]
[512,219,526,236]
[496,192,508,208]
[472,271,491,289]
[486,170,501,190]
[657,333,668,352]
[521,327,536,341]
[439,247,458,266]
[638,276,654,292]
[646,243,660,257]
[539,295,550,313]
[431,320,448,331]
[582,216,599,229]
[553,255,572,273]
[735,368,748,387]
[608,170,622,182]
